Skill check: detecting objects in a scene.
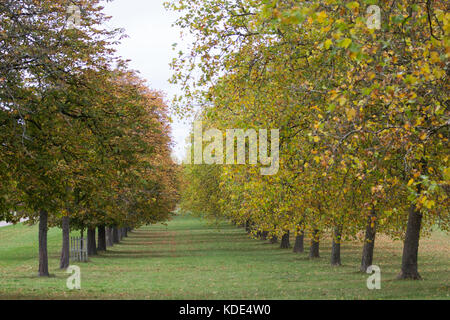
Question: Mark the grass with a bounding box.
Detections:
[0,213,449,300]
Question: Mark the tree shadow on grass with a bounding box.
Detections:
[123,234,247,245]
[6,273,63,280]
[124,234,171,239]
[96,252,186,258]
[95,243,281,259]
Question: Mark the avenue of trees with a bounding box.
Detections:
[0,0,179,276]
[168,0,449,279]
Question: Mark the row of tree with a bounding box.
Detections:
[167,0,449,279]
[0,0,179,276]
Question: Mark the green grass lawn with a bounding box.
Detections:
[0,213,449,299]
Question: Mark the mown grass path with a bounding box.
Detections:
[0,214,448,299]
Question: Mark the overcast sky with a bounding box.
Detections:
[102,0,190,162]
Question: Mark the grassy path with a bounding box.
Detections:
[0,214,448,299]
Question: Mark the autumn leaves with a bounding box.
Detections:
[0,1,178,276]
[168,0,449,279]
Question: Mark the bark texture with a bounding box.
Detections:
[39,210,49,277]
[106,227,114,247]
[397,205,423,280]
[60,216,70,269]
[309,229,320,258]
[87,228,97,256]
[293,233,304,253]
[360,211,377,272]
[331,226,342,266]
[97,225,107,251]
[280,231,291,249]
[112,227,120,243]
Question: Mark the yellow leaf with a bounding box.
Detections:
[430,51,440,63]
[316,11,328,23]
[443,167,450,182]
[424,200,435,209]
[433,67,445,78]
[338,96,347,106]
[340,38,352,49]
[346,2,360,9]
[346,108,356,121]
[419,196,427,205]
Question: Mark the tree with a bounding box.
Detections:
[168,0,448,279]
[1,0,179,276]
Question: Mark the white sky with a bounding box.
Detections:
[102,0,191,162]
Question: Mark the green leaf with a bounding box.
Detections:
[324,39,333,50]
[338,38,352,49]
[346,2,360,10]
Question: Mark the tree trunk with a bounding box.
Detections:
[106,227,114,247]
[80,228,84,250]
[245,220,252,234]
[280,230,290,248]
[261,231,268,241]
[87,228,97,256]
[270,235,278,244]
[360,211,377,272]
[331,226,342,266]
[122,227,128,238]
[397,204,423,280]
[112,227,120,243]
[309,229,320,258]
[293,233,304,253]
[38,210,49,277]
[59,216,70,269]
[97,225,107,251]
